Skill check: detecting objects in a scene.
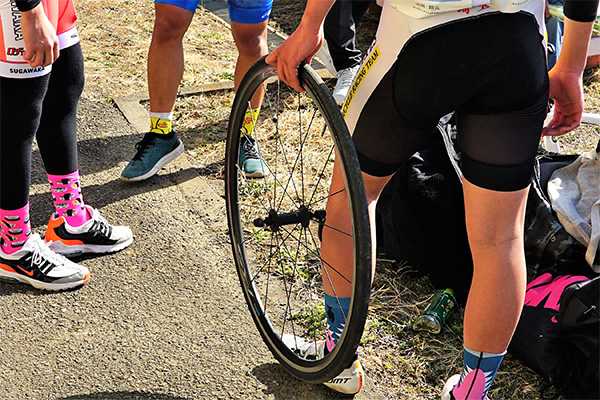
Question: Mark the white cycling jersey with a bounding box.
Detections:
[341,0,544,131]
[389,0,536,19]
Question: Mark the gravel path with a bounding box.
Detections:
[0,90,385,399]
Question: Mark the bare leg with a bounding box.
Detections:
[462,178,529,353]
[321,158,392,298]
[231,20,269,109]
[147,3,194,114]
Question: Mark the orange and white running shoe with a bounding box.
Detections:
[0,233,89,291]
[45,205,133,257]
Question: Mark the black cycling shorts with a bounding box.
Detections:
[343,4,549,192]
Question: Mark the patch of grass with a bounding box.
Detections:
[290,303,327,338]
[246,226,271,242]
[217,71,235,81]
[239,179,271,197]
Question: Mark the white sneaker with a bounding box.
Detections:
[45,205,133,257]
[282,334,364,395]
[0,233,90,291]
[441,374,489,400]
[441,374,460,400]
[332,65,360,106]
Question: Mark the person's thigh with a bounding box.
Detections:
[230,20,268,46]
[151,2,196,41]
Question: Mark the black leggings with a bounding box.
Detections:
[0,43,84,210]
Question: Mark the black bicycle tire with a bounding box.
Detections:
[225,57,371,383]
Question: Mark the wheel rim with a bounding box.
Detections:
[225,59,371,382]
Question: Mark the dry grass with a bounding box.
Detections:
[560,68,600,154]
[76,1,598,399]
[362,259,563,400]
[78,0,237,99]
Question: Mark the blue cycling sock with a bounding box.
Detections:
[452,346,505,400]
[324,293,351,347]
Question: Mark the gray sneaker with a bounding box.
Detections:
[121,131,184,182]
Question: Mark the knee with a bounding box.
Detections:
[465,219,524,250]
[234,31,268,58]
[152,17,189,44]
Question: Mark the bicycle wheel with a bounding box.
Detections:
[225,57,372,383]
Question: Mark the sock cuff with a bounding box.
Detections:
[150,116,173,134]
[324,293,351,311]
[464,345,507,359]
[242,108,261,136]
[0,202,30,215]
[244,108,260,116]
[47,170,80,182]
[150,111,173,120]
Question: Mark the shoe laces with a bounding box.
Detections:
[90,212,111,237]
[132,133,158,161]
[30,240,65,269]
[241,135,260,160]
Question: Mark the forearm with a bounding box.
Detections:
[559,0,598,72]
[557,18,594,73]
[298,0,337,34]
[544,1,597,136]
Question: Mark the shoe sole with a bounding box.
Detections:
[48,236,134,257]
[0,270,90,291]
[120,140,184,182]
[244,170,265,179]
[242,162,268,179]
[323,359,364,395]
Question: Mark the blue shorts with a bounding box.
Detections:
[227,0,273,23]
[155,0,272,23]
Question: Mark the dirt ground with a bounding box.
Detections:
[73,1,600,399]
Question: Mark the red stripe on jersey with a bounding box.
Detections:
[40,0,77,34]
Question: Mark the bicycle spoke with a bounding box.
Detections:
[226,59,370,382]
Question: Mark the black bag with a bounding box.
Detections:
[558,276,600,399]
[375,116,473,303]
[507,273,590,384]
[506,155,598,398]
[375,115,599,398]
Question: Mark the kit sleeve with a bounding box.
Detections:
[564,0,599,22]
[15,0,42,12]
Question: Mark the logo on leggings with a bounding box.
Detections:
[341,45,380,117]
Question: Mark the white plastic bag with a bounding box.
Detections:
[548,151,600,271]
